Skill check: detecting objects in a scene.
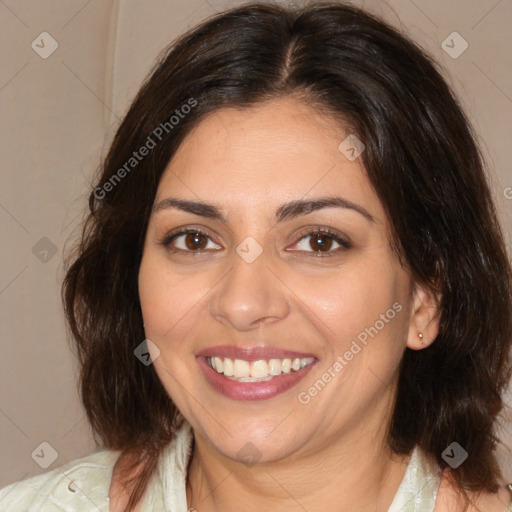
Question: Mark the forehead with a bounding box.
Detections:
[155,97,383,220]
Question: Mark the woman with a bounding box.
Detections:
[1,1,511,511]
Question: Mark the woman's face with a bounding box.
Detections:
[138,96,430,464]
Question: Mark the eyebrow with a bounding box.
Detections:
[152,196,376,224]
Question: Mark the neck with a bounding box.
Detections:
[185,388,412,512]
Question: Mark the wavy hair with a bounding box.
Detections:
[62,2,512,510]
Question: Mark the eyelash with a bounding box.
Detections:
[158,226,351,258]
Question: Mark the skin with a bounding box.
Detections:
[110,96,511,511]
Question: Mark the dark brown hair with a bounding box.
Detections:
[62,1,512,510]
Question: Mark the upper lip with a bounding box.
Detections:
[196,345,317,361]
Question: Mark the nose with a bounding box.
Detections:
[207,244,290,331]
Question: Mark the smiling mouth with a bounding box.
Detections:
[206,356,316,382]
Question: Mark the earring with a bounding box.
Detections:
[418,333,423,340]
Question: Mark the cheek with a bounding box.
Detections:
[138,254,187,334]
[297,257,409,354]
[138,252,212,352]
[138,258,165,329]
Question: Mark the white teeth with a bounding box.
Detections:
[236,375,274,382]
[233,359,250,378]
[207,356,315,380]
[268,359,282,375]
[223,357,234,376]
[250,360,269,378]
[213,356,223,373]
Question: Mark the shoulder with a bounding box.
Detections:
[0,449,121,512]
[434,469,512,512]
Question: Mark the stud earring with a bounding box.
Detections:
[418,332,423,340]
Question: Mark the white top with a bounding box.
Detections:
[1,418,510,511]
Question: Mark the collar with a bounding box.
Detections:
[147,419,441,512]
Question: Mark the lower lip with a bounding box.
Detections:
[197,356,317,401]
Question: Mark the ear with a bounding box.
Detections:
[406,282,441,350]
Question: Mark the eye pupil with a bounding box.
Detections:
[185,232,207,250]
[311,233,333,252]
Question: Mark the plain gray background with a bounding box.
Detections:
[1,0,511,487]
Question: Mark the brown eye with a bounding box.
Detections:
[183,232,208,250]
[289,228,351,257]
[309,233,335,252]
[160,229,221,253]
